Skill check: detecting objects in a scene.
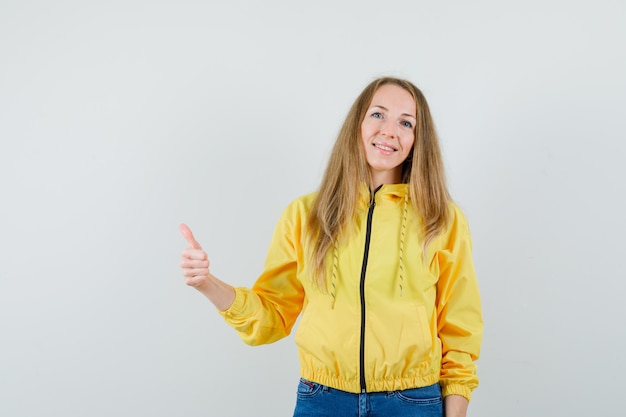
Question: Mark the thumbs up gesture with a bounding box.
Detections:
[179,224,236,310]
[179,223,211,290]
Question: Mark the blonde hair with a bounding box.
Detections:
[306,77,451,288]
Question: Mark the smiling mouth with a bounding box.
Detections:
[373,143,397,152]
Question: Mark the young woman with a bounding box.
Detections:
[180,77,483,417]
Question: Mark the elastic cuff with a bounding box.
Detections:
[217,287,246,318]
[441,383,472,402]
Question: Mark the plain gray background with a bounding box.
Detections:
[1,1,625,416]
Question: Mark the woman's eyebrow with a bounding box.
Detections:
[369,105,416,120]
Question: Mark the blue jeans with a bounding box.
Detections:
[293,379,443,417]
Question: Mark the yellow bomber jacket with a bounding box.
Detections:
[219,184,483,401]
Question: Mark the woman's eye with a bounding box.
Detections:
[401,120,413,128]
[371,112,383,119]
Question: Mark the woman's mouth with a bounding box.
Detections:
[373,143,397,152]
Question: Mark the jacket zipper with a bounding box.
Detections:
[359,185,381,393]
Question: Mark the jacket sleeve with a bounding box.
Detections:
[432,205,483,401]
[218,200,306,346]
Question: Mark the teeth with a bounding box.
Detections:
[375,144,395,151]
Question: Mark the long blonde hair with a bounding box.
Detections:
[306,77,451,288]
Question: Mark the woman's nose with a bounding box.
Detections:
[380,119,397,137]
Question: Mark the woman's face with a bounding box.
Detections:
[360,84,416,185]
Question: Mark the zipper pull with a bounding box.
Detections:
[369,184,382,207]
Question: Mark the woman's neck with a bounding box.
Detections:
[370,169,402,190]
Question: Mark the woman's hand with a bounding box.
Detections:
[179,223,236,311]
[179,223,211,291]
[444,395,469,417]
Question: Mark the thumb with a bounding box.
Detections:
[179,223,202,250]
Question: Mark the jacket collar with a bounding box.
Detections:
[358,183,409,209]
